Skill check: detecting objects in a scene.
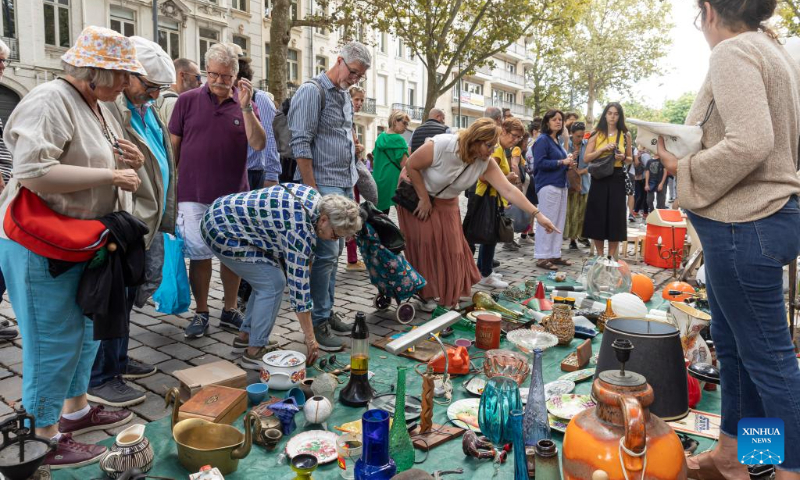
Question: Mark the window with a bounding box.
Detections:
[396,38,404,59]
[158,19,181,60]
[394,79,404,104]
[378,33,387,54]
[43,0,70,48]
[406,45,413,60]
[355,124,365,144]
[493,89,514,105]
[455,115,475,128]
[231,0,247,12]
[506,62,516,75]
[265,0,297,20]
[287,49,299,82]
[232,34,248,58]
[265,43,269,78]
[376,75,387,106]
[110,7,135,37]
[314,3,328,35]
[1,0,15,39]
[198,28,219,71]
[408,82,416,107]
[315,55,327,76]
[460,80,483,95]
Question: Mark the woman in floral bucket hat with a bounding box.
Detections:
[0,26,148,469]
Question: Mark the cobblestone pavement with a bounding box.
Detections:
[0,208,674,444]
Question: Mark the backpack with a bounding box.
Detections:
[277,79,326,183]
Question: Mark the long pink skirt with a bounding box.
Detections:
[397,197,479,307]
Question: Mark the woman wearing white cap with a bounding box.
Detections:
[0,26,145,468]
[88,36,178,408]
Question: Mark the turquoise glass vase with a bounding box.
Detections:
[510,410,530,480]
[478,375,522,446]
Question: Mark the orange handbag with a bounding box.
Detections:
[3,187,109,262]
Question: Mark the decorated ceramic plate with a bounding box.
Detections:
[286,430,339,464]
[546,394,596,420]
[544,380,576,399]
[558,368,596,383]
[548,413,569,433]
[447,398,481,432]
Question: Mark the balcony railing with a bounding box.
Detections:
[358,98,377,115]
[3,37,18,61]
[492,68,525,86]
[391,103,424,121]
[505,42,529,57]
[489,98,533,117]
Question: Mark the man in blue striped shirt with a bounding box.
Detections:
[288,42,371,351]
[237,59,280,189]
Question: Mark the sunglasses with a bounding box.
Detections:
[207,71,235,83]
[135,75,170,93]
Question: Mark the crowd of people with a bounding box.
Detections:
[0,0,799,476]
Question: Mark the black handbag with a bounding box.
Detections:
[587,131,621,180]
[463,193,514,245]
[392,165,470,213]
[358,201,405,254]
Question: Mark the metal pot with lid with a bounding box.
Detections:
[260,350,307,390]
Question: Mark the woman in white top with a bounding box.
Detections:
[398,118,557,309]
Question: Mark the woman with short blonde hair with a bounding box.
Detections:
[400,118,557,310]
[372,109,411,213]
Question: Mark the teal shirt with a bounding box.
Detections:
[126,97,169,212]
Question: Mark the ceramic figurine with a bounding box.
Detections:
[270,397,301,435]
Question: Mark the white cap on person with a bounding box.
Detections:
[130,36,176,85]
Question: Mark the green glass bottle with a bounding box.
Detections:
[388,366,415,472]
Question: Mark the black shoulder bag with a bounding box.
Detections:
[393,164,470,213]
[587,131,622,180]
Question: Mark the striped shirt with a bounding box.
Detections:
[410,119,448,153]
[247,89,280,182]
[288,73,357,188]
[200,183,319,312]
[0,119,12,183]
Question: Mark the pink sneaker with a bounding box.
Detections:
[44,433,107,469]
[58,405,132,435]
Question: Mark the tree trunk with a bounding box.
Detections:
[421,70,441,122]
[268,0,292,106]
[586,74,596,127]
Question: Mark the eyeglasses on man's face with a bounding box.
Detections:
[182,71,202,83]
[135,75,170,93]
[0,58,10,67]
[694,10,703,30]
[207,71,235,83]
[341,59,366,81]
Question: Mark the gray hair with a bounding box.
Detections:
[61,61,117,88]
[484,106,502,122]
[0,40,9,58]
[204,43,239,75]
[349,85,365,96]
[340,42,371,69]
[318,194,362,237]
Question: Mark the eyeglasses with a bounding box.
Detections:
[135,75,170,93]
[182,71,202,83]
[341,59,366,81]
[397,119,409,125]
[207,71,235,83]
[507,132,523,141]
[484,141,496,150]
[0,59,10,67]
[694,10,703,30]
[330,227,348,241]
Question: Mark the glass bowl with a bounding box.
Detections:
[506,329,558,355]
[482,349,530,385]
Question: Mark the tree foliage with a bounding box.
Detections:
[779,0,800,36]
[362,0,583,117]
[562,0,672,125]
[662,92,696,125]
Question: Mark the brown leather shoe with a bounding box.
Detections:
[44,433,107,469]
[686,451,726,480]
[58,405,132,435]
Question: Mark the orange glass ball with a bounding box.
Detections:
[662,281,694,301]
[631,273,655,302]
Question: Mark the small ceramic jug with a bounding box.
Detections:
[99,424,154,478]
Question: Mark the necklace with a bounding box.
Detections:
[60,78,121,153]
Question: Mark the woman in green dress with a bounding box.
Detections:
[373,110,410,213]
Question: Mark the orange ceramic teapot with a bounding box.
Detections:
[562,339,687,480]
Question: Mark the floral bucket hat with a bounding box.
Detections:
[61,26,147,75]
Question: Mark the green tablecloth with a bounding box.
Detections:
[56,283,720,479]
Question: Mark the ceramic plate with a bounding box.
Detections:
[546,394,596,420]
[544,380,575,399]
[465,377,529,405]
[558,368,596,383]
[447,398,481,432]
[548,413,569,433]
[286,430,339,464]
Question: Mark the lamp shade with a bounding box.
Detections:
[594,318,688,421]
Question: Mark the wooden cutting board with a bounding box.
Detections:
[409,424,465,450]
[372,336,455,363]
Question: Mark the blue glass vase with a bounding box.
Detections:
[522,348,550,447]
[510,410,530,480]
[355,409,396,480]
[478,375,522,447]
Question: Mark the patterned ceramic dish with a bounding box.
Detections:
[544,380,576,399]
[506,329,558,355]
[447,398,481,432]
[557,367,596,383]
[546,394,596,420]
[548,413,569,433]
[285,430,338,464]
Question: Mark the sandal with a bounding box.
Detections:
[536,260,558,271]
[550,258,573,266]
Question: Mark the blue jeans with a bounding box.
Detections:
[217,255,286,346]
[89,287,136,387]
[477,243,496,278]
[688,197,800,472]
[310,185,353,326]
[0,238,98,427]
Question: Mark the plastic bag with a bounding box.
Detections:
[152,232,191,315]
[505,204,531,233]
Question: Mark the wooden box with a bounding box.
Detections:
[178,385,247,425]
[560,339,592,372]
[173,360,247,402]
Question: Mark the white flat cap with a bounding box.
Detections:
[130,36,176,85]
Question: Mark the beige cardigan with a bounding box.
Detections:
[678,32,800,223]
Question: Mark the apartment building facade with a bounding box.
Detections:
[0,0,533,147]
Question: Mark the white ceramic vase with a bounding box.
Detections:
[303,395,333,424]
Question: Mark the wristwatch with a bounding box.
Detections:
[241,103,253,113]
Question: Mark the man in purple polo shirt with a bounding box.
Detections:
[169,43,266,339]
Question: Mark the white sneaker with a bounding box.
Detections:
[414,297,438,313]
[491,272,504,278]
[479,276,509,289]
